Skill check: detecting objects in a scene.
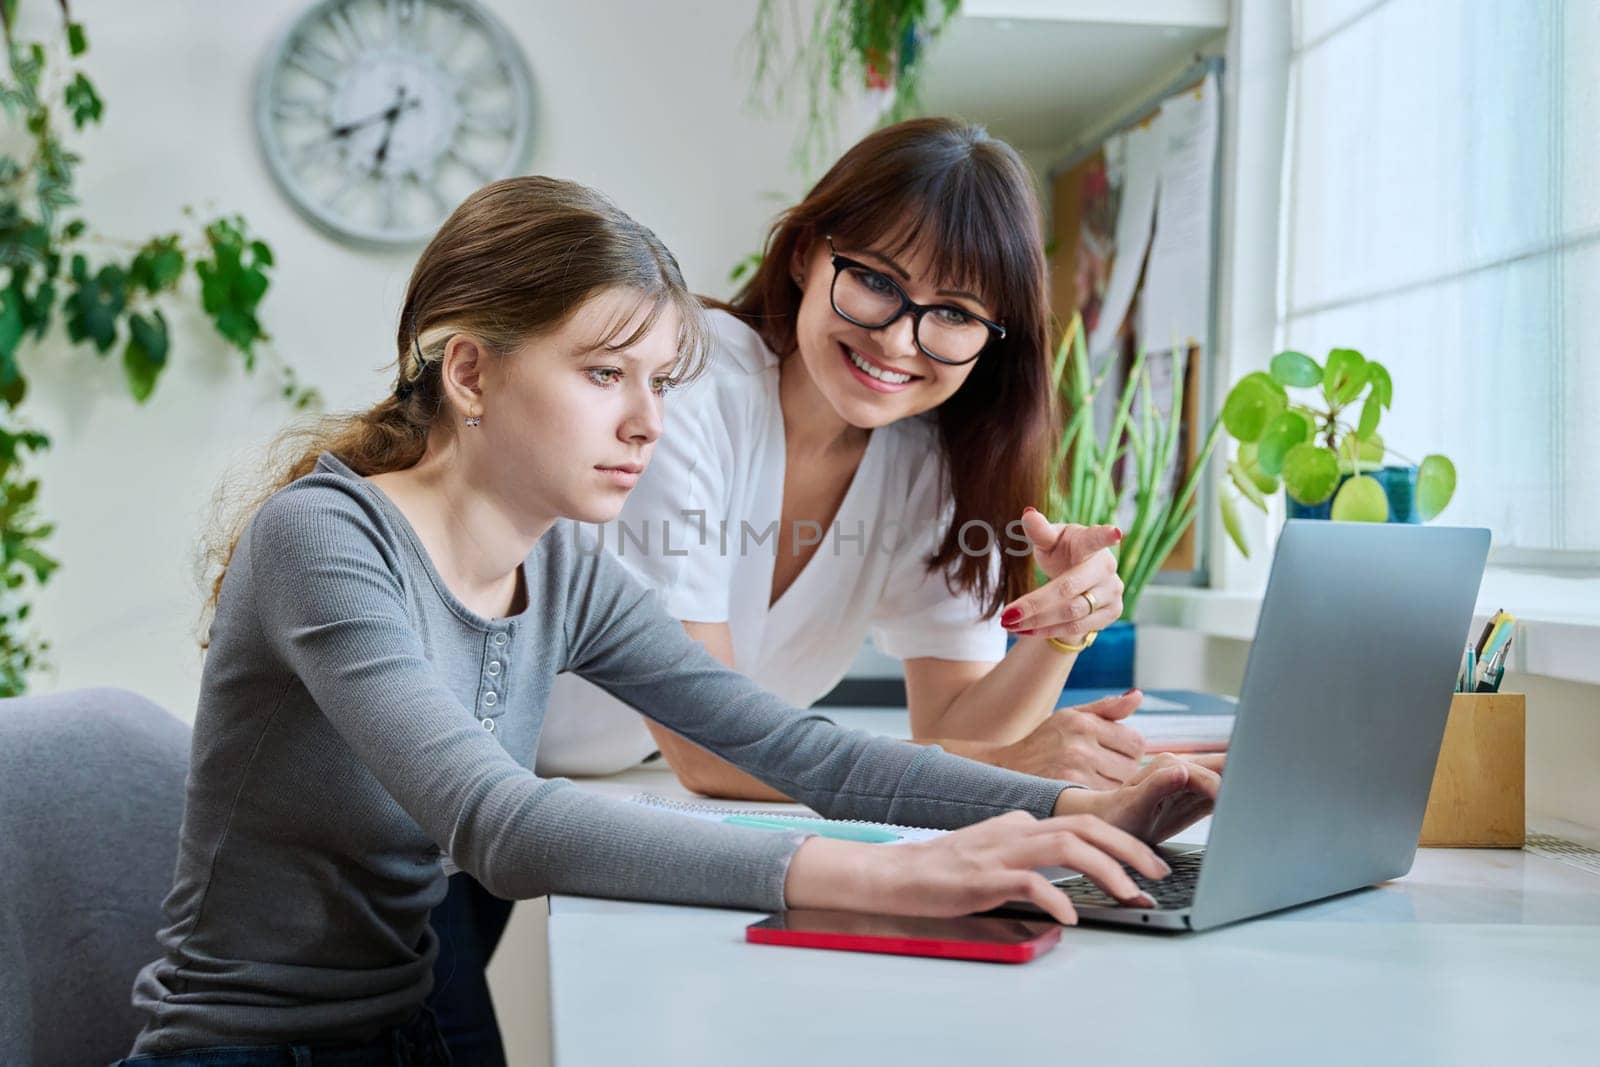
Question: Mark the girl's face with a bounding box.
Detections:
[790,234,999,429]
[478,288,681,526]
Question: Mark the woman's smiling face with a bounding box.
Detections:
[789,233,1001,430]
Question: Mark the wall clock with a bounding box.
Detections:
[255,0,534,246]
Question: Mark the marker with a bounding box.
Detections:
[724,814,900,844]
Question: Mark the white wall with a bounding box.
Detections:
[18,0,872,719]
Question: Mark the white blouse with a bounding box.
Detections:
[536,310,1005,776]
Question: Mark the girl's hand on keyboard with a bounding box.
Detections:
[1068,753,1223,843]
[783,809,1169,925]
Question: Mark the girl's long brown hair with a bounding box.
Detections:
[199,176,708,642]
[727,118,1053,616]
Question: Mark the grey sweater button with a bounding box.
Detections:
[482,691,498,707]
[492,632,508,647]
[487,661,501,676]
[481,717,496,732]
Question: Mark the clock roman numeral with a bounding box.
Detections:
[407,169,450,218]
[324,169,365,211]
[458,64,508,92]
[293,136,341,172]
[429,10,467,67]
[273,94,329,122]
[459,110,514,137]
[444,147,492,184]
[381,174,402,229]
[325,8,372,61]
[387,0,420,49]
[286,47,340,88]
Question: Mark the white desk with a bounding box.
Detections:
[551,708,1600,1065]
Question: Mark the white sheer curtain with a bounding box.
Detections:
[1280,0,1597,557]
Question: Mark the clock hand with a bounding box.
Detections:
[331,87,418,139]
[372,88,411,170]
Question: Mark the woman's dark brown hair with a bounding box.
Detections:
[727,117,1052,616]
[199,176,708,640]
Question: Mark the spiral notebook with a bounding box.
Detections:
[628,792,949,845]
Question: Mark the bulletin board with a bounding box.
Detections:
[1046,57,1223,580]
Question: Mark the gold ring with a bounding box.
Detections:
[1080,589,1098,616]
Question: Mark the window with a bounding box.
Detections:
[1279,0,1597,560]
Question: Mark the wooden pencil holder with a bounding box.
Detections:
[1418,692,1525,848]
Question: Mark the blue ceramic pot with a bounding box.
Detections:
[1285,464,1420,523]
[1006,620,1137,701]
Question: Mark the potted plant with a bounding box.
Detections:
[1041,316,1223,690]
[1217,348,1456,556]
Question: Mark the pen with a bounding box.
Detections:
[1474,610,1503,657]
[1474,641,1510,693]
[723,814,901,844]
[1475,614,1517,688]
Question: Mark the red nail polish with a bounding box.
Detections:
[1123,688,1139,696]
[1019,629,1036,636]
[1023,506,1037,516]
[1113,528,1124,543]
[1001,607,1022,627]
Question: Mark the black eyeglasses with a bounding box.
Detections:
[825,236,1005,366]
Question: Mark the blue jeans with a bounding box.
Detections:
[110,1008,451,1066]
[423,873,515,1067]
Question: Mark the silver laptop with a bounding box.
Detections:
[1046,520,1490,932]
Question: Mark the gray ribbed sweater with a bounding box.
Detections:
[129,453,1067,1052]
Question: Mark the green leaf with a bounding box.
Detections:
[0,374,25,408]
[1323,347,1368,406]
[123,310,169,402]
[0,286,24,363]
[1235,442,1281,494]
[1269,350,1322,388]
[67,22,88,56]
[1417,454,1456,521]
[1228,458,1268,513]
[128,236,185,293]
[1289,405,1320,435]
[1220,493,1250,559]
[1337,431,1385,474]
[1222,371,1288,443]
[14,545,58,583]
[63,260,125,352]
[1366,361,1393,408]
[1331,475,1390,522]
[1281,443,1341,505]
[1357,394,1382,440]
[1257,411,1310,476]
[64,73,103,130]
[195,216,273,358]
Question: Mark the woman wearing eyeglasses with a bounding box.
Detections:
[534,118,1144,793]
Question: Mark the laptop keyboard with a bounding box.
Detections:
[1055,850,1206,910]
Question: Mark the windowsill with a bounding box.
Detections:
[1138,571,1600,687]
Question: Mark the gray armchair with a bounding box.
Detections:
[0,687,190,1067]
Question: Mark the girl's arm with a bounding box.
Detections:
[570,551,1073,827]
[644,621,1144,798]
[627,614,1133,804]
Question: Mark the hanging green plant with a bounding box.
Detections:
[750,0,962,175]
[0,2,317,695]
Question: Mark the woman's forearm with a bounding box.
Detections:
[907,636,1077,745]
[644,718,793,801]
